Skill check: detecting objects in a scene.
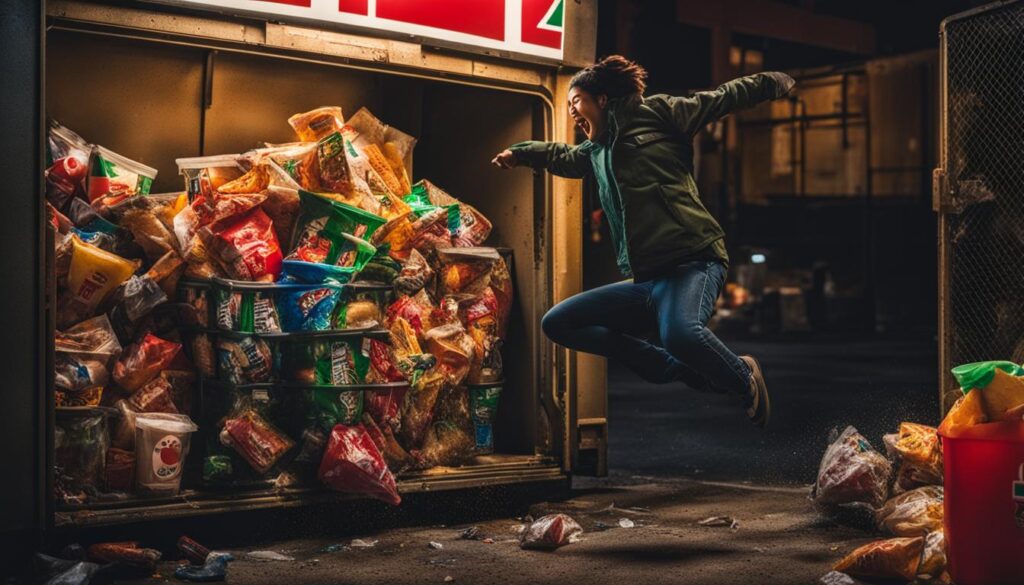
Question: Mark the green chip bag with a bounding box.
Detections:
[289,190,384,269]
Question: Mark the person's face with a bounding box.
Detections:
[568,87,607,140]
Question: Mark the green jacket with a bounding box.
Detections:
[510,72,791,282]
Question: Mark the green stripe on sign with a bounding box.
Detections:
[546,0,563,28]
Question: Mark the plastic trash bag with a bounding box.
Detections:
[175,552,233,583]
[832,537,924,582]
[318,423,401,505]
[519,514,584,550]
[917,530,947,579]
[875,486,944,536]
[812,426,892,509]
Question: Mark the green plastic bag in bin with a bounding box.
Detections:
[307,387,364,431]
[952,361,1024,393]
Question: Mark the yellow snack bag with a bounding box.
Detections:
[62,235,137,327]
[938,389,987,436]
[981,368,1024,419]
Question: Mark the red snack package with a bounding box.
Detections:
[365,384,408,432]
[113,333,182,392]
[318,423,401,505]
[204,207,282,281]
[219,407,295,475]
[127,376,179,414]
[366,339,406,384]
[105,448,135,492]
[385,290,435,338]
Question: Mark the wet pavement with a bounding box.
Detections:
[54,335,938,584]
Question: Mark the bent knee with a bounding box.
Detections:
[662,322,706,356]
[541,307,570,342]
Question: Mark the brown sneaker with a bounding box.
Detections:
[740,355,770,428]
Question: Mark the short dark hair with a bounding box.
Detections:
[569,55,648,100]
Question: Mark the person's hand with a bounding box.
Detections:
[491,149,518,169]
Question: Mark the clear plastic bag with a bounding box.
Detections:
[45,121,90,210]
[87,144,157,206]
[288,106,345,143]
[519,514,584,550]
[875,486,944,536]
[812,426,892,509]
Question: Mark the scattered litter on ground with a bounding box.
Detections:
[319,544,346,553]
[34,554,99,585]
[459,527,483,540]
[444,576,454,583]
[428,557,456,568]
[594,521,613,531]
[177,536,211,565]
[519,514,584,550]
[174,552,233,582]
[244,550,295,562]
[754,546,768,553]
[618,518,635,528]
[819,571,857,585]
[349,539,379,548]
[584,503,653,516]
[697,516,739,530]
[428,541,444,550]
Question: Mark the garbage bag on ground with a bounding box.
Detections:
[875,486,943,536]
[832,537,925,582]
[318,423,401,505]
[813,426,892,509]
[519,514,584,550]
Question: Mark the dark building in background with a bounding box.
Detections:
[583,0,989,336]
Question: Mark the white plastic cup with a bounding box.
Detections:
[134,413,198,496]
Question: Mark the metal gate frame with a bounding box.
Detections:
[935,0,1024,412]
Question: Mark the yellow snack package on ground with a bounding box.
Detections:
[938,389,987,436]
[833,537,925,582]
[875,486,944,536]
[62,235,137,327]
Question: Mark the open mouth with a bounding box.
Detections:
[574,117,591,136]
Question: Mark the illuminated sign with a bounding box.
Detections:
[161,0,565,60]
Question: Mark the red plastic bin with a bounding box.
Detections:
[942,422,1024,585]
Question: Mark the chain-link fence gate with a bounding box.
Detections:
[935,0,1024,410]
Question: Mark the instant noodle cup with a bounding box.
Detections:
[61,236,138,328]
[87,145,157,206]
[288,106,345,142]
[133,412,198,496]
[469,382,502,454]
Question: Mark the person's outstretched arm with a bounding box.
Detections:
[665,72,795,136]
[492,141,591,178]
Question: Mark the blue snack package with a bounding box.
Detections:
[276,284,343,331]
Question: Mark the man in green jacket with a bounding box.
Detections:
[492,55,794,427]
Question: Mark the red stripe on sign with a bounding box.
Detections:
[338,0,368,15]
[255,0,311,7]
[377,0,505,41]
[522,0,562,49]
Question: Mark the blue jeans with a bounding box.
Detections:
[542,261,751,395]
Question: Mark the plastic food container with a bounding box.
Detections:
[134,413,198,496]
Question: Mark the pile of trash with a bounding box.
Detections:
[814,360,1024,584]
[47,105,512,507]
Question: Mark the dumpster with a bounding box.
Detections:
[0,0,608,548]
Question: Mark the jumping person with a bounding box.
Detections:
[492,56,795,427]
